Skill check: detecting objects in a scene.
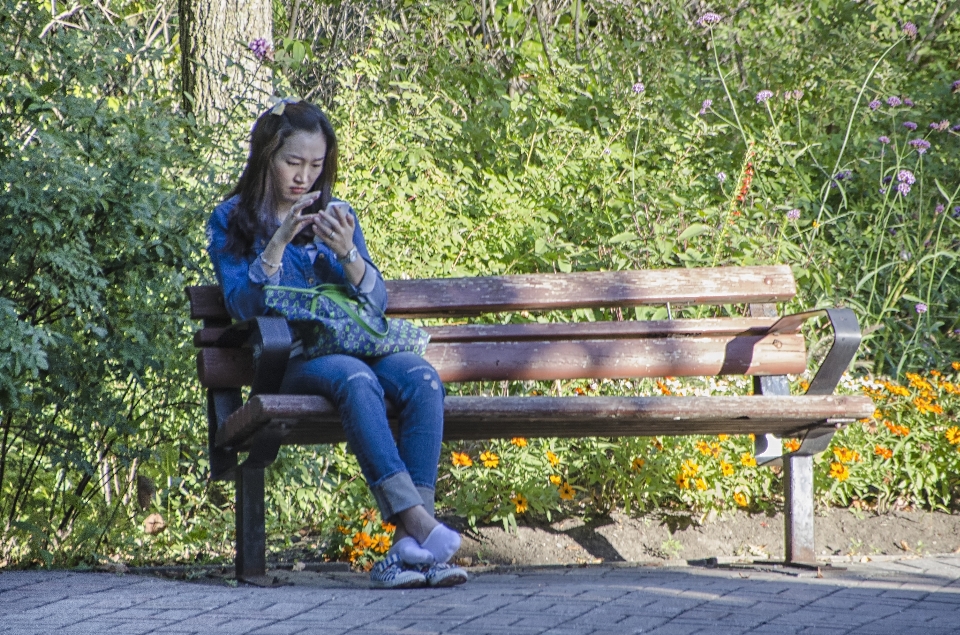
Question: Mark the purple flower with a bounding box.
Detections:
[633,82,645,94]
[909,139,931,154]
[697,12,722,26]
[879,135,891,144]
[756,90,773,103]
[786,209,801,221]
[879,188,887,195]
[903,22,918,38]
[248,38,272,61]
[897,169,916,185]
[903,121,917,131]
[935,204,945,214]
[882,175,893,184]
[930,122,939,129]
[915,303,927,314]
[886,96,902,107]
[953,124,960,132]
[952,80,960,94]
[699,99,713,114]
[869,99,881,110]
[602,147,611,155]
[834,170,852,181]
[904,98,914,107]
[717,172,727,184]
[954,206,960,218]
[897,182,912,195]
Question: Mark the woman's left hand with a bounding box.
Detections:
[313,202,356,258]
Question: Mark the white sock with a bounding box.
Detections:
[421,524,461,564]
[389,536,435,565]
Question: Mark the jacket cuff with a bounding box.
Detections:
[249,255,282,285]
[355,259,378,295]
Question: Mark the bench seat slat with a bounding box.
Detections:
[197,332,806,388]
[193,318,786,347]
[219,394,875,448]
[186,265,796,321]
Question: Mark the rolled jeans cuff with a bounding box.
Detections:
[417,486,435,517]
[371,471,423,520]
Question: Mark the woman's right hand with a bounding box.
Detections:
[272,191,322,246]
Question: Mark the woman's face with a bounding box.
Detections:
[270,130,328,213]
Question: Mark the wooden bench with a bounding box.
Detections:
[187,264,874,580]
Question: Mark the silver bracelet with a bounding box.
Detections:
[260,254,282,269]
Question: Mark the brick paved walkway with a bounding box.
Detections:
[2,556,960,634]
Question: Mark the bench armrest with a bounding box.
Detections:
[216,317,292,395]
[768,308,862,397]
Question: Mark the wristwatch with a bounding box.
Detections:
[337,246,359,264]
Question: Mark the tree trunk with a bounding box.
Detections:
[179,0,273,122]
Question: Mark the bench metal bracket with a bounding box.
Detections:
[216,316,292,396]
[768,308,862,397]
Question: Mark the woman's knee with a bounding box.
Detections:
[282,354,384,401]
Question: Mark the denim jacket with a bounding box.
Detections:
[207,195,387,321]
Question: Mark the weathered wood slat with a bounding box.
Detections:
[196,332,806,388]
[194,317,787,347]
[218,394,875,448]
[186,265,796,321]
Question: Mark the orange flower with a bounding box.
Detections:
[874,445,893,460]
[952,361,960,371]
[337,525,350,535]
[656,380,672,395]
[828,462,850,482]
[799,380,810,392]
[511,493,529,514]
[784,439,801,453]
[720,461,734,477]
[558,482,575,500]
[451,451,473,467]
[480,450,499,468]
[695,478,708,491]
[906,372,933,392]
[650,438,663,451]
[733,492,748,507]
[382,523,396,534]
[930,370,941,378]
[740,453,757,467]
[546,451,560,467]
[883,382,910,397]
[549,474,562,485]
[945,427,960,445]
[352,532,373,549]
[373,534,391,554]
[884,420,910,437]
[913,397,944,415]
[360,508,378,523]
[631,457,645,471]
[680,459,700,478]
[832,447,861,464]
[510,437,528,447]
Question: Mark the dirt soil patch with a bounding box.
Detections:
[443,509,960,566]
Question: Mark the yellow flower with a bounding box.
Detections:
[680,459,700,478]
[695,478,708,491]
[558,482,575,500]
[913,397,944,415]
[337,525,349,535]
[946,427,960,445]
[720,461,734,477]
[549,474,562,485]
[832,447,861,464]
[650,438,663,451]
[675,475,691,489]
[511,493,529,514]
[733,492,748,507]
[717,434,729,441]
[882,382,910,397]
[828,462,850,482]
[930,370,941,378]
[748,433,755,441]
[373,534,391,554]
[352,531,373,549]
[631,457,645,471]
[480,450,500,468]
[812,220,819,228]
[451,451,473,467]
[784,438,801,453]
[952,361,960,371]
[510,437,528,447]
[906,372,933,392]
[799,380,810,392]
[740,453,757,467]
[874,445,893,460]
[546,451,560,467]
[695,440,712,456]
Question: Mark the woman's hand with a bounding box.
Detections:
[274,191,323,246]
[313,202,356,258]
[259,191,321,274]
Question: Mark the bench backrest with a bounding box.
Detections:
[189,265,805,388]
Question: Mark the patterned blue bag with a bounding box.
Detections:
[263,284,429,359]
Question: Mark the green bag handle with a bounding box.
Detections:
[265,284,390,338]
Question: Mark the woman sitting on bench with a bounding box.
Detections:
[206,99,466,588]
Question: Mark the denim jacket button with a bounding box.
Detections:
[308,277,316,285]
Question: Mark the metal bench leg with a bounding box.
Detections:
[236,465,266,579]
[784,453,816,565]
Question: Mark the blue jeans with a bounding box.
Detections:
[280,352,444,520]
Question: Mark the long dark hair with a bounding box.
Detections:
[224,100,339,256]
